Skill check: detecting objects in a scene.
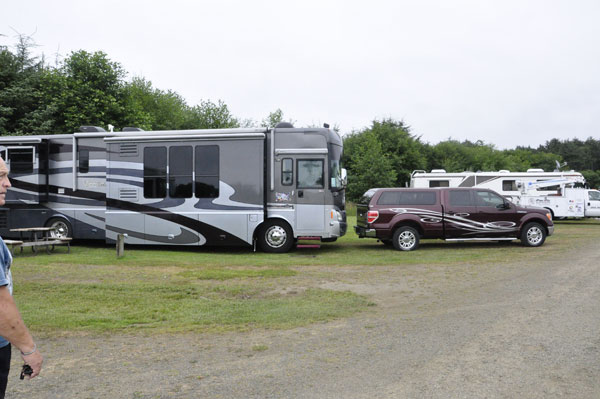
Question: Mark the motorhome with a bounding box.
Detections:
[0,123,347,253]
[515,179,600,218]
[410,169,585,200]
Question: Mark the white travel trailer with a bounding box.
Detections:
[410,169,586,200]
[0,123,347,253]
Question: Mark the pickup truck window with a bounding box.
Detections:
[449,190,474,206]
[377,191,437,205]
[475,190,505,207]
[589,191,600,201]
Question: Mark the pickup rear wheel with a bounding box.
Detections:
[392,226,420,251]
[520,222,546,247]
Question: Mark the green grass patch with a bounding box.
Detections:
[9,217,598,335]
[178,267,297,280]
[15,282,369,334]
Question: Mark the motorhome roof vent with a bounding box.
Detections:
[274,122,294,128]
[499,169,510,173]
[431,169,446,173]
[526,168,544,173]
[122,127,144,132]
[79,126,106,133]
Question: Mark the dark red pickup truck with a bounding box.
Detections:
[354,187,554,251]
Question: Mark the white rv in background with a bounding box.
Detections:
[410,169,586,201]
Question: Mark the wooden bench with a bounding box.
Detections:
[10,227,72,254]
[4,240,23,256]
[18,238,72,254]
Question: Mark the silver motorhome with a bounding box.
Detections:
[0,123,347,252]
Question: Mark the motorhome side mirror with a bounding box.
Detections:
[341,168,348,187]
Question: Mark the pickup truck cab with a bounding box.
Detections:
[354,187,554,251]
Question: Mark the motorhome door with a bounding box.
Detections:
[295,157,326,234]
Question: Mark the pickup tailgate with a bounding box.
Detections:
[356,203,369,228]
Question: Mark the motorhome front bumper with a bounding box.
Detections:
[354,225,377,238]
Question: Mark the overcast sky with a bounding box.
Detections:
[2,0,600,149]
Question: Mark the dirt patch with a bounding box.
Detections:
[8,242,600,398]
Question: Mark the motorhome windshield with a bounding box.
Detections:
[329,144,343,191]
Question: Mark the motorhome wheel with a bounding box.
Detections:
[258,220,294,253]
[47,218,72,239]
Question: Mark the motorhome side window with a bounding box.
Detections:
[297,159,324,189]
[144,147,167,198]
[169,146,193,198]
[429,180,449,188]
[79,149,89,174]
[195,145,219,198]
[502,180,517,191]
[8,147,34,174]
[281,158,293,186]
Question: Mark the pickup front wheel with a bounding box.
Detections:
[520,222,546,247]
[392,226,420,251]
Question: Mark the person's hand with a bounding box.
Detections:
[21,349,43,378]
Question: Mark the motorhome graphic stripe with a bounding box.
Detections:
[106,198,249,246]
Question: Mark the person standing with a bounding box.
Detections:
[0,156,43,398]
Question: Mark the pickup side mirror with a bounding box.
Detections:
[496,202,511,210]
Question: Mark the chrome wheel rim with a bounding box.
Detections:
[265,226,287,249]
[527,226,543,245]
[398,231,416,250]
[50,221,69,239]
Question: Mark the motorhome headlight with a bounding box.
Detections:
[330,210,343,222]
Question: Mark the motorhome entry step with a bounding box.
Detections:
[297,236,321,249]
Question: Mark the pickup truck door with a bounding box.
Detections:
[443,189,479,238]
[585,190,600,217]
[472,190,520,237]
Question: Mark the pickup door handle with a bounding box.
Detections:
[298,190,304,198]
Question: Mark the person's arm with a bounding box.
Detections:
[0,286,43,378]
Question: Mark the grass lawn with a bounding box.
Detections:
[10,217,599,335]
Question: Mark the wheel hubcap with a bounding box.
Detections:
[266,226,287,248]
[527,227,542,245]
[398,231,416,249]
[50,222,69,239]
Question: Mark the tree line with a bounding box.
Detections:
[343,120,600,200]
[1,36,599,199]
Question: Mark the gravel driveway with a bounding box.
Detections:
[8,240,600,398]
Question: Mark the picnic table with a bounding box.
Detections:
[9,227,72,254]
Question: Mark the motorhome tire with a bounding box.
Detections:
[520,222,546,247]
[392,226,420,251]
[258,220,294,253]
[46,218,72,239]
